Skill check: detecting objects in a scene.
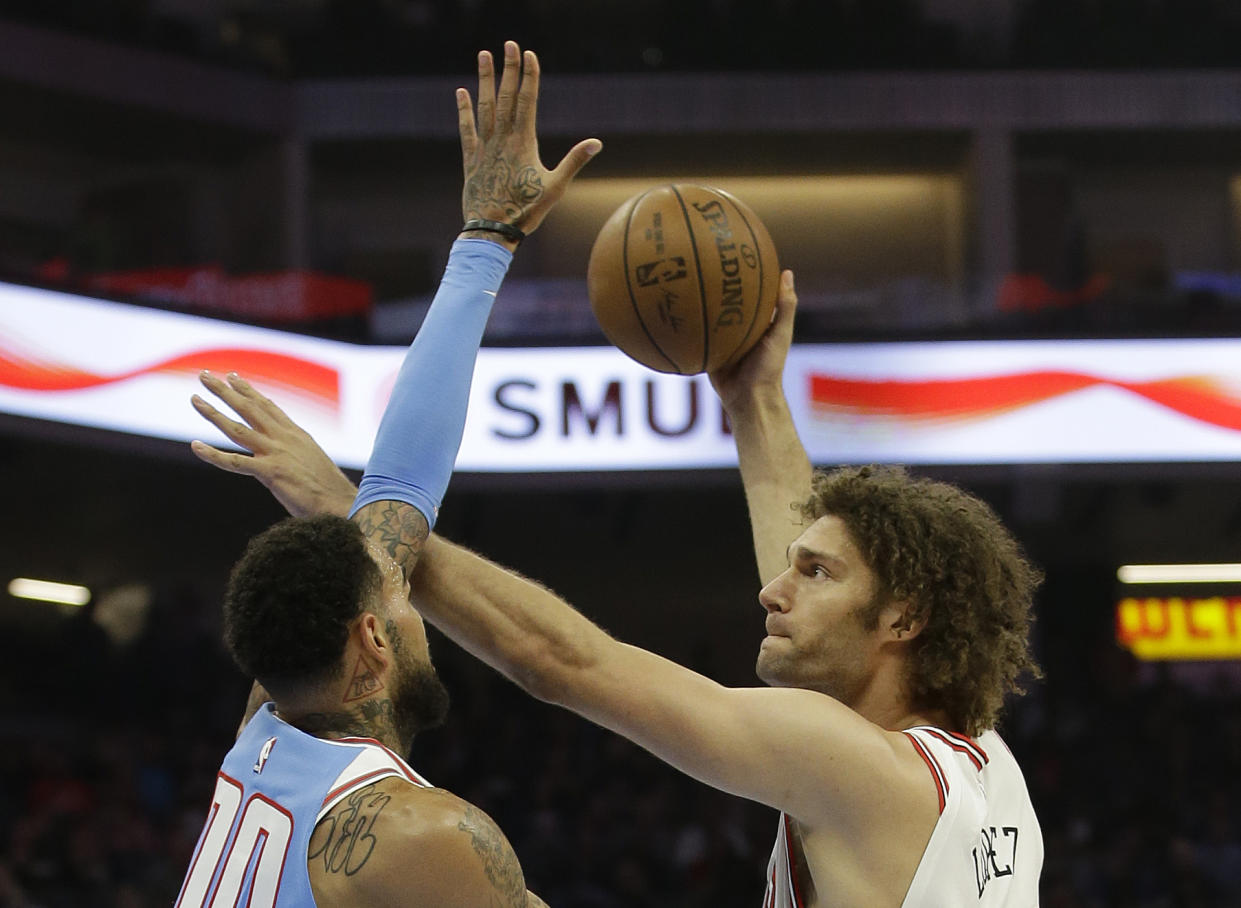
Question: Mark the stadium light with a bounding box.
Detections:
[1117,563,1241,584]
[7,577,92,606]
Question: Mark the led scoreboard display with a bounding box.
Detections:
[3,279,1241,471]
[1115,564,1241,661]
[1116,596,1241,661]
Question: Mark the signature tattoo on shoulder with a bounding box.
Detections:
[353,501,429,578]
[309,783,391,877]
[458,804,527,907]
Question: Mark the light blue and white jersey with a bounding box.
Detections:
[176,703,431,908]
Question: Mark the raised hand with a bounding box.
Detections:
[190,370,358,518]
[458,40,602,240]
[709,269,798,411]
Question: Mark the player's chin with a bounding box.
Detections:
[755,645,791,687]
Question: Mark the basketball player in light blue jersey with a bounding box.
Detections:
[176,41,600,908]
[193,113,1044,908]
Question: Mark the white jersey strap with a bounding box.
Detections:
[316,737,431,821]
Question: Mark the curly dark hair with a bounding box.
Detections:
[223,514,381,695]
[802,465,1042,736]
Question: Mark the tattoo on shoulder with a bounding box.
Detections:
[354,501,429,577]
[309,783,391,877]
[458,804,526,907]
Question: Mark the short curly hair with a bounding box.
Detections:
[803,465,1042,736]
[224,514,381,695]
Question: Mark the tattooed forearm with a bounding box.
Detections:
[352,500,429,578]
[458,805,527,907]
[309,784,391,876]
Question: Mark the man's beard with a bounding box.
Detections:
[391,654,451,756]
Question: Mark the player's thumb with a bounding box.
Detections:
[552,138,603,184]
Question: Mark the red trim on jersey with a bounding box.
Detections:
[175,773,243,908]
[904,733,947,814]
[335,737,425,785]
[942,729,989,764]
[783,814,808,908]
[921,728,986,771]
[321,768,404,807]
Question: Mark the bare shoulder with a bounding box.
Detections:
[814,723,944,828]
[790,730,945,904]
[308,777,533,908]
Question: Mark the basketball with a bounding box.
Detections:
[586,184,780,375]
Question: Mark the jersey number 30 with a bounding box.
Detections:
[177,774,295,907]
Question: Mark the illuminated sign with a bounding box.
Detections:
[3,280,1241,470]
[1116,597,1241,660]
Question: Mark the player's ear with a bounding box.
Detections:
[884,601,927,643]
[354,612,393,666]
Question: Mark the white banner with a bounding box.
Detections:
[3,281,1241,470]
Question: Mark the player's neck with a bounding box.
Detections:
[882,705,956,733]
[850,681,955,733]
[277,695,406,753]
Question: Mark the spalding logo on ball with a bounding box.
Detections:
[586,183,779,375]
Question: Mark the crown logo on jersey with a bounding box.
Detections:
[254,736,277,774]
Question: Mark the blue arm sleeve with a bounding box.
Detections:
[348,238,512,528]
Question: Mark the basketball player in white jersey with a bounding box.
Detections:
[193,200,1044,908]
[177,41,600,907]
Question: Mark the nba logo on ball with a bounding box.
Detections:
[587,184,780,375]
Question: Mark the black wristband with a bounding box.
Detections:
[461,218,526,244]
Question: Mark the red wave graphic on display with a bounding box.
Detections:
[0,345,339,408]
[809,371,1241,432]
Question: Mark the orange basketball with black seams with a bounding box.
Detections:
[586,183,780,375]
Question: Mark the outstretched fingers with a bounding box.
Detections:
[198,370,266,430]
[224,373,295,429]
[493,40,522,131]
[513,49,540,137]
[191,392,257,451]
[189,439,261,477]
[458,41,600,235]
[473,49,496,143]
[457,88,478,173]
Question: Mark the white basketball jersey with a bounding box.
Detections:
[763,727,1042,907]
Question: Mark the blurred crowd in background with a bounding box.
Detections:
[5,0,1241,76]
[2,570,1241,907]
[5,3,1241,344]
